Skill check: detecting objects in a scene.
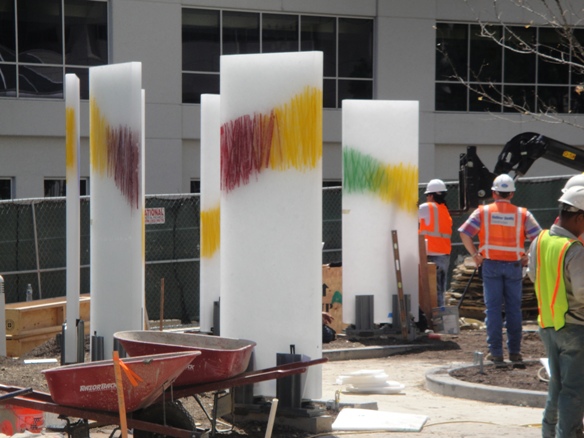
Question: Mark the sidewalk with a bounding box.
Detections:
[318,354,542,437]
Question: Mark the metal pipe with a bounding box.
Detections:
[0,275,5,356]
[31,202,42,298]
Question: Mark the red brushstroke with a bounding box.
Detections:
[221,112,275,193]
[108,125,141,209]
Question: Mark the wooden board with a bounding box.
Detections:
[4,294,91,357]
[322,265,349,334]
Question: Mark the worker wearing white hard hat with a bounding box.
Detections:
[562,173,584,193]
[459,174,542,365]
[419,179,452,307]
[527,185,584,437]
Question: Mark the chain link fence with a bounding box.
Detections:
[0,176,569,323]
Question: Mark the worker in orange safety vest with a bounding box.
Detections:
[419,179,453,307]
[459,174,542,365]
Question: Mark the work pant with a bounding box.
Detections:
[481,259,523,357]
[539,324,584,438]
[428,254,450,307]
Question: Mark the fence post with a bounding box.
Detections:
[31,202,42,299]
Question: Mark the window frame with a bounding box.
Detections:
[181,8,374,108]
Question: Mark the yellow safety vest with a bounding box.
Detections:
[535,230,580,330]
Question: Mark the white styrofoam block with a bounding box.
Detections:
[65,73,81,364]
[220,51,323,398]
[342,100,419,324]
[200,94,221,334]
[89,62,144,358]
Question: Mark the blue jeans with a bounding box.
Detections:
[428,254,450,307]
[540,325,584,438]
[481,259,523,357]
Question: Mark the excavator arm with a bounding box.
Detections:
[457,132,584,213]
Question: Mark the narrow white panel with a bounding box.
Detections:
[65,74,81,364]
[200,94,221,333]
[342,100,419,325]
[220,52,323,398]
[89,62,144,358]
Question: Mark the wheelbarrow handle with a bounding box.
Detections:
[457,267,478,310]
[0,387,33,402]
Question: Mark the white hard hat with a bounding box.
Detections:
[424,179,447,194]
[492,174,516,192]
[559,185,584,211]
[562,173,584,193]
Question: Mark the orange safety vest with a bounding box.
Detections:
[478,202,527,261]
[419,202,452,255]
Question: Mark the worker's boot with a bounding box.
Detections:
[486,353,506,367]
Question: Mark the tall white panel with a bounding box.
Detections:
[65,74,81,364]
[342,100,419,325]
[220,52,323,397]
[199,94,221,334]
[89,62,144,358]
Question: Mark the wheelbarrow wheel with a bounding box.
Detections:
[133,400,195,437]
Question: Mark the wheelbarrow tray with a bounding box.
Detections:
[41,351,200,412]
[114,330,256,386]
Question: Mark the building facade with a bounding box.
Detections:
[1,0,583,199]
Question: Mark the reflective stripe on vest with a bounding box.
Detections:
[535,230,577,330]
[419,202,452,254]
[478,203,526,261]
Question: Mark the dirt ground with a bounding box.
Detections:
[0,325,549,437]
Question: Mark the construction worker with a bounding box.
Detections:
[419,179,452,307]
[527,185,584,438]
[458,174,542,364]
[553,173,584,243]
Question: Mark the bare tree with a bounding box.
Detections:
[436,0,584,127]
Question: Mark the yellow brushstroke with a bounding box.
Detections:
[270,86,322,171]
[65,107,76,177]
[201,204,220,258]
[381,163,418,214]
[90,98,109,174]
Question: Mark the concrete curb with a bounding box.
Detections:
[425,360,547,408]
[323,344,425,361]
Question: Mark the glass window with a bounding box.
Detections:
[183,9,220,72]
[537,85,569,113]
[435,82,467,111]
[338,18,372,78]
[181,8,373,108]
[0,178,12,199]
[323,79,336,108]
[0,64,16,96]
[182,73,219,104]
[65,66,89,99]
[436,23,468,81]
[18,0,63,65]
[503,85,536,112]
[44,178,88,197]
[537,28,569,84]
[262,14,299,53]
[190,180,200,193]
[469,84,501,112]
[301,16,336,77]
[338,79,372,107]
[64,0,108,66]
[0,1,16,61]
[504,26,536,84]
[223,11,259,56]
[19,65,63,98]
[470,24,501,82]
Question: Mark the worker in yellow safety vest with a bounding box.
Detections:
[527,185,584,438]
[459,174,542,365]
[419,179,452,307]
